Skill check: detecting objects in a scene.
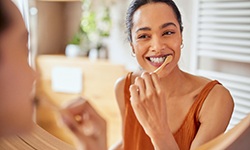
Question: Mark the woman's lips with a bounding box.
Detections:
[146,54,170,67]
[153,55,173,74]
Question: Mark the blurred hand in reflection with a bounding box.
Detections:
[60,97,107,150]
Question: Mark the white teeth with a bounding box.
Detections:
[150,57,166,63]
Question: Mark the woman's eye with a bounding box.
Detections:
[163,31,175,36]
[138,34,149,39]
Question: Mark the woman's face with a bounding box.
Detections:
[130,2,182,77]
[0,1,36,136]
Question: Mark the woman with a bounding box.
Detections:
[0,0,106,150]
[113,0,234,149]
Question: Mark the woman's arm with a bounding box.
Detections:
[190,84,234,150]
[109,76,126,150]
[196,113,250,150]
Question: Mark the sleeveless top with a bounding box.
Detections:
[123,72,221,150]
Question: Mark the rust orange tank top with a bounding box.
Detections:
[123,72,221,150]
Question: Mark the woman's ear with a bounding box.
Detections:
[130,42,136,57]
[130,42,135,54]
[181,38,184,49]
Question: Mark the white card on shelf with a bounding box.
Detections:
[51,66,82,94]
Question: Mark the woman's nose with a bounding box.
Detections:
[150,36,166,53]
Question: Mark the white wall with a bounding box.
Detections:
[173,0,194,73]
[108,0,139,71]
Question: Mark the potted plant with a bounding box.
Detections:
[66,0,111,58]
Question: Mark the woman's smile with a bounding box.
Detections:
[146,54,171,67]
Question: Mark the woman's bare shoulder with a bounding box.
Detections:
[182,72,213,93]
[185,72,212,85]
[184,72,234,109]
[208,81,234,104]
[115,71,140,90]
[199,77,234,124]
[189,71,232,100]
[115,75,126,93]
[187,72,233,105]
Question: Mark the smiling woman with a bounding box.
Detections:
[112,0,234,150]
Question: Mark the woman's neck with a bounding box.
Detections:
[159,66,191,98]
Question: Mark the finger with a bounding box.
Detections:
[82,101,105,123]
[141,72,155,93]
[141,72,159,113]
[76,101,106,137]
[61,97,89,124]
[62,97,88,115]
[62,97,105,130]
[60,109,88,140]
[151,73,166,107]
[151,73,161,93]
[134,76,145,96]
[62,97,100,121]
[61,109,101,140]
[60,98,107,149]
[130,85,149,124]
[129,84,140,103]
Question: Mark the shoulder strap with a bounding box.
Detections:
[124,72,133,105]
[193,80,221,120]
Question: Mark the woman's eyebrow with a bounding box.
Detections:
[161,22,177,29]
[135,27,151,33]
[135,22,177,33]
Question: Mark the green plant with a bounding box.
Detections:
[69,0,111,51]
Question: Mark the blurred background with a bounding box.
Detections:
[13,0,250,148]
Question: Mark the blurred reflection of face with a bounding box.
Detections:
[0,0,36,136]
[130,2,182,77]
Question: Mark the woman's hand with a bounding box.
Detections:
[60,97,107,150]
[129,72,174,149]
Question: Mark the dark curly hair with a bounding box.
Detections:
[126,0,183,42]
